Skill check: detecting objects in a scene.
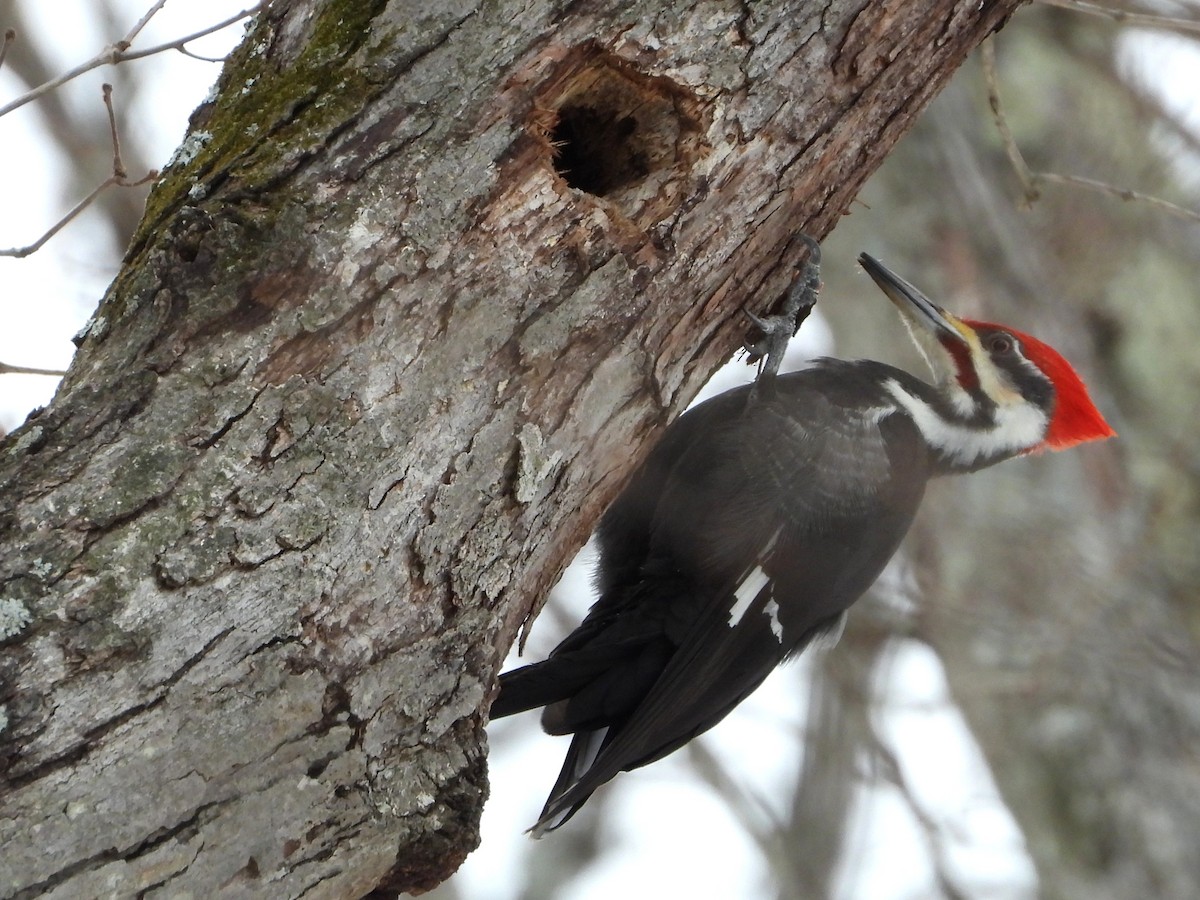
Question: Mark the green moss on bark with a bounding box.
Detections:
[131,0,394,259]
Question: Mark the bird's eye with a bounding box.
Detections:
[988,334,1014,355]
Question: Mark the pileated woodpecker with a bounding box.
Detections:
[492,246,1115,835]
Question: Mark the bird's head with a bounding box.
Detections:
[859,253,1115,455]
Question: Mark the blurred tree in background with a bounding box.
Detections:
[0,0,152,253]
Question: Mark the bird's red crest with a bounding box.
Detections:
[970,320,1116,451]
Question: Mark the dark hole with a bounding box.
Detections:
[552,104,648,196]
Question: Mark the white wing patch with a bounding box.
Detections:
[728,565,769,629]
[729,530,784,641]
[763,597,784,642]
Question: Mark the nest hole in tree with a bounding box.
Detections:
[534,47,708,225]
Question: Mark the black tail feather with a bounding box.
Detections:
[528,727,610,837]
[490,658,596,720]
[489,662,553,720]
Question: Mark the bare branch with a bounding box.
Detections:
[102,83,126,179]
[0,83,158,258]
[3,182,112,259]
[684,738,780,843]
[0,28,16,73]
[116,4,270,64]
[981,40,1038,207]
[122,0,171,48]
[0,2,268,120]
[0,361,68,377]
[1037,0,1200,37]
[0,169,156,259]
[983,36,1200,223]
[1034,171,1200,222]
[177,46,230,64]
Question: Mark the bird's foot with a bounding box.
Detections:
[743,233,822,380]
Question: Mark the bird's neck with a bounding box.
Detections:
[882,373,1048,474]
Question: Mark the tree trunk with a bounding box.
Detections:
[0,1,1020,896]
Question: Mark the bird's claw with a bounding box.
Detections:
[743,233,822,380]
[741,312,795,376]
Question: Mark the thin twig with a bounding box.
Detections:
[0,28,16,74]
[0,2,267,120]
[0,168,158,258]
[102,84,126,178]
[982,36,1200,223]
[1035,171,1200,223]
[0,361,68,377]
[122,0,170,47]
[1,177,122,258]
[177,46,229,64]
[110,4,269,64]
[1,83,158,258]
[981,39,1038,207]
[1037,0,1200,37]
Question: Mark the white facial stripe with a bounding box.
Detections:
[885,379,1048,465]
[898,315,937,376]
[1011,348,1047,386]
[962,329,1015,403]
[948,384,976,417]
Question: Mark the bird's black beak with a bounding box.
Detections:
[858,253,969,345]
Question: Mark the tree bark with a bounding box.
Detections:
[0,0,1020,896]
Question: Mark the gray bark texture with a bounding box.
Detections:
[0,1,1020,896]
